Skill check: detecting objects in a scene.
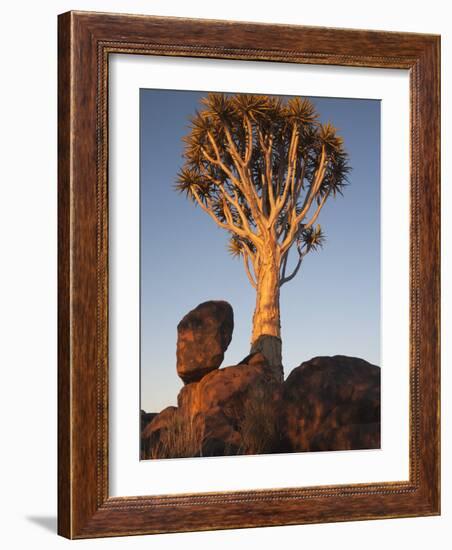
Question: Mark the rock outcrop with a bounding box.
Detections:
[176,301,234,384]
[280,355,380,452]
[144,353,281,457]
[178,352,281,455]
[141,302,381,459]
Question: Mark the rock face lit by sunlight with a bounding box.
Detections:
[141,301,380,460]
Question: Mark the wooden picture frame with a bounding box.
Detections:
[58,10,440,539]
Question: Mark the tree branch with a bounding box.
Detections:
[197,170,262,248]
[270,125,299,226]
[201,143,242,190]
[280,247,289,281]
[303,189,331,230]
[201,134,265,236]
[293,159,306,209]
[192,187,252,243]
[280,240,307,286]
[280,146,327,254]
[257,127,275,213]
[221,196,235,227]
[244,115,253,165]
[294,146,327,225]
[243,252,257,289]
[220,186,254,234]
[280,254,303,286]
[210,128,266,233]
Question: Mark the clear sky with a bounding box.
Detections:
[140,89,380,413]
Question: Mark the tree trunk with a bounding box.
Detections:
[251,255,283,382]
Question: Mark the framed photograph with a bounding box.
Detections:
[58,11,440,538]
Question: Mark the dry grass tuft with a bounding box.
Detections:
[149,411,204,459]
[238,382,280,455]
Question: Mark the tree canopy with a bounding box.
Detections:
[176,93,350,289]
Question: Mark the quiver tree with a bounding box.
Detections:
[177,93,349,381]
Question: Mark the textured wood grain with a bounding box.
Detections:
[57,10,440,539]
[57,11,72,538]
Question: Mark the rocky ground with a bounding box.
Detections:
[141,300,380,459]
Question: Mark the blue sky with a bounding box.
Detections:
[140,89,380,413]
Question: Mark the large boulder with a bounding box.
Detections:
[280,355,380,452]
[178,352,274,413]
[176,301,234,384]
[178,352,282,456]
